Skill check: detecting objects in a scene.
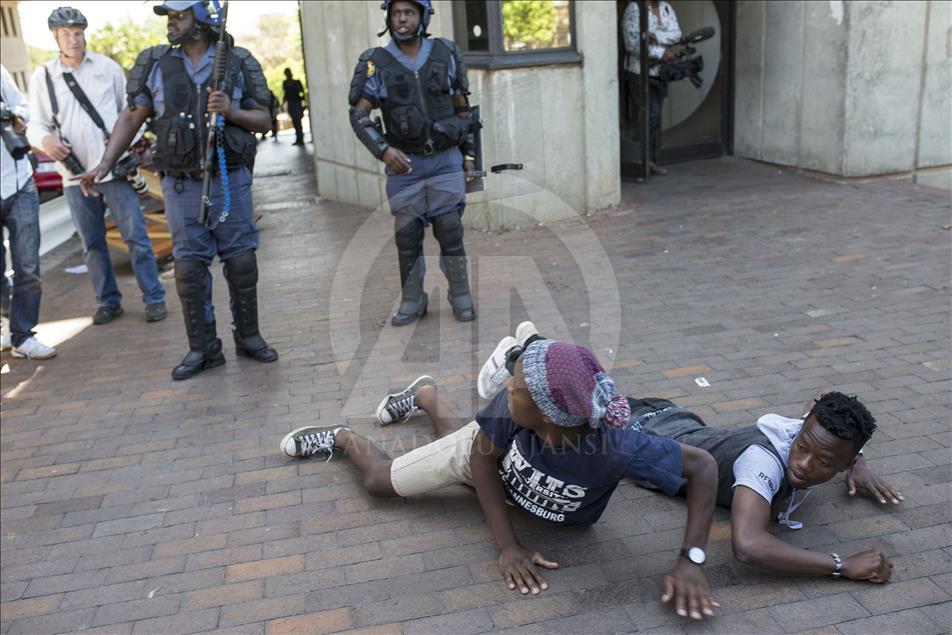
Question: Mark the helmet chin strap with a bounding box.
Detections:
[167,24,208,46]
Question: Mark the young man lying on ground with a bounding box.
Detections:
[478,324,901,584]
[281,338,721,620]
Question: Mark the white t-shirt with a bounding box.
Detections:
[731,413,813,528]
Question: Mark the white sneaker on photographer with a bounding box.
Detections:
[11,336,56,360]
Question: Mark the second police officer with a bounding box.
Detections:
[80,0,278,380]
[349,0,478,326]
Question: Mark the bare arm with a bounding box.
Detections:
[470,431,558,595]
[731,485,893,582]
[662,444,718,620]
[77,104,152,196]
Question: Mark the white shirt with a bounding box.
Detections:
[26,52,130,183]
[731,413,814,528]
[1,65,33,200]
[622,1,682,75]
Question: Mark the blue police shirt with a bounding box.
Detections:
[476,390,684,525]
[361,38,460,107]
[133,43,250,117]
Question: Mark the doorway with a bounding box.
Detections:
[618,0,734,177]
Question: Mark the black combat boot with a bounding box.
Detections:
[391,229,428,327]
[171,260,226,380]
[443,255,475,322]
[223,251,278,363]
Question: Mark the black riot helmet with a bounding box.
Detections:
[47,6,88,31]
[378,0,433,42]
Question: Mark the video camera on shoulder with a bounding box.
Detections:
[656,26,715,89]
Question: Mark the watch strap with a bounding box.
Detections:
[830,552,843,578]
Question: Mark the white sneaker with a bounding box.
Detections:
[0,317,10,352]
[11,336,57,360]
[515,321,539,349]
[477,336,520,400]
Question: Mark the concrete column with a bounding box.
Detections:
[577,0,621,212]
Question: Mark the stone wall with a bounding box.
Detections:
[734,0,951,189]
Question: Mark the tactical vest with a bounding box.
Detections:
[370,39,459,154]
[151,53,257,176]
[646,413,793,507]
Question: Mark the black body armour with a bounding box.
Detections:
[127,45,261,177]
[371,39,462,154]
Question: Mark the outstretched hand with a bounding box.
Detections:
[498,543,558,595]
[847,457,903,505]
[661,559,719,620]
[75,163,111,198]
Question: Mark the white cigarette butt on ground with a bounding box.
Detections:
[695,377,710,388]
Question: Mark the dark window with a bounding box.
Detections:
[452,0,581,69]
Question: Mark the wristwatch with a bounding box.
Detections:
[830,552,843,578]
[679,547,706,566]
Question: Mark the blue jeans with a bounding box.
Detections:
[64,179,165,308]
[1,178,42,347]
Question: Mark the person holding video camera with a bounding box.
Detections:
[1,65,56,360]
[622,0,681,176]
[27,6,166,326]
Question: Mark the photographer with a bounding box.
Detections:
[622,0,681,176]
[0,65,56,360]
[27,7,166,326]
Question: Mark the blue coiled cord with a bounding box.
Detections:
[215,113,230,224]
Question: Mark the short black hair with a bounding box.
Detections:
[807,392,876,455]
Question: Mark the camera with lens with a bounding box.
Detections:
[56,140,86,176]
[656,27,715,89]
[111,154,139,179]
[0,102,31,161]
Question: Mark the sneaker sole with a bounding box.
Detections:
[477,336,518,400]
[10,350,57,360]
[375,375,435,425]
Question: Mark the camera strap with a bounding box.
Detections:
[42,66,62,132]
[61,72,111,142]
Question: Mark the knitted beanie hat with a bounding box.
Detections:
[521,339,631,429]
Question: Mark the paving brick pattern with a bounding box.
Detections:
[2,143,950,633]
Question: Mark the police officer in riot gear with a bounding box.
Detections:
[79,0,278,380]
[349,0,478,326]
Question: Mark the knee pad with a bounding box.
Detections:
[432,212,464,253]
[223,250,257,287]
[394,215,425,252]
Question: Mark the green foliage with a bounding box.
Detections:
[502,0,557,50]
[28,45,58,72]
[87,19,166,73]
[44,10,308,103]
[241,13,307,105]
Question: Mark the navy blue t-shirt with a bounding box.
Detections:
[475,391,684,526]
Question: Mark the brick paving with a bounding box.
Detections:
[2,141,950,633]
